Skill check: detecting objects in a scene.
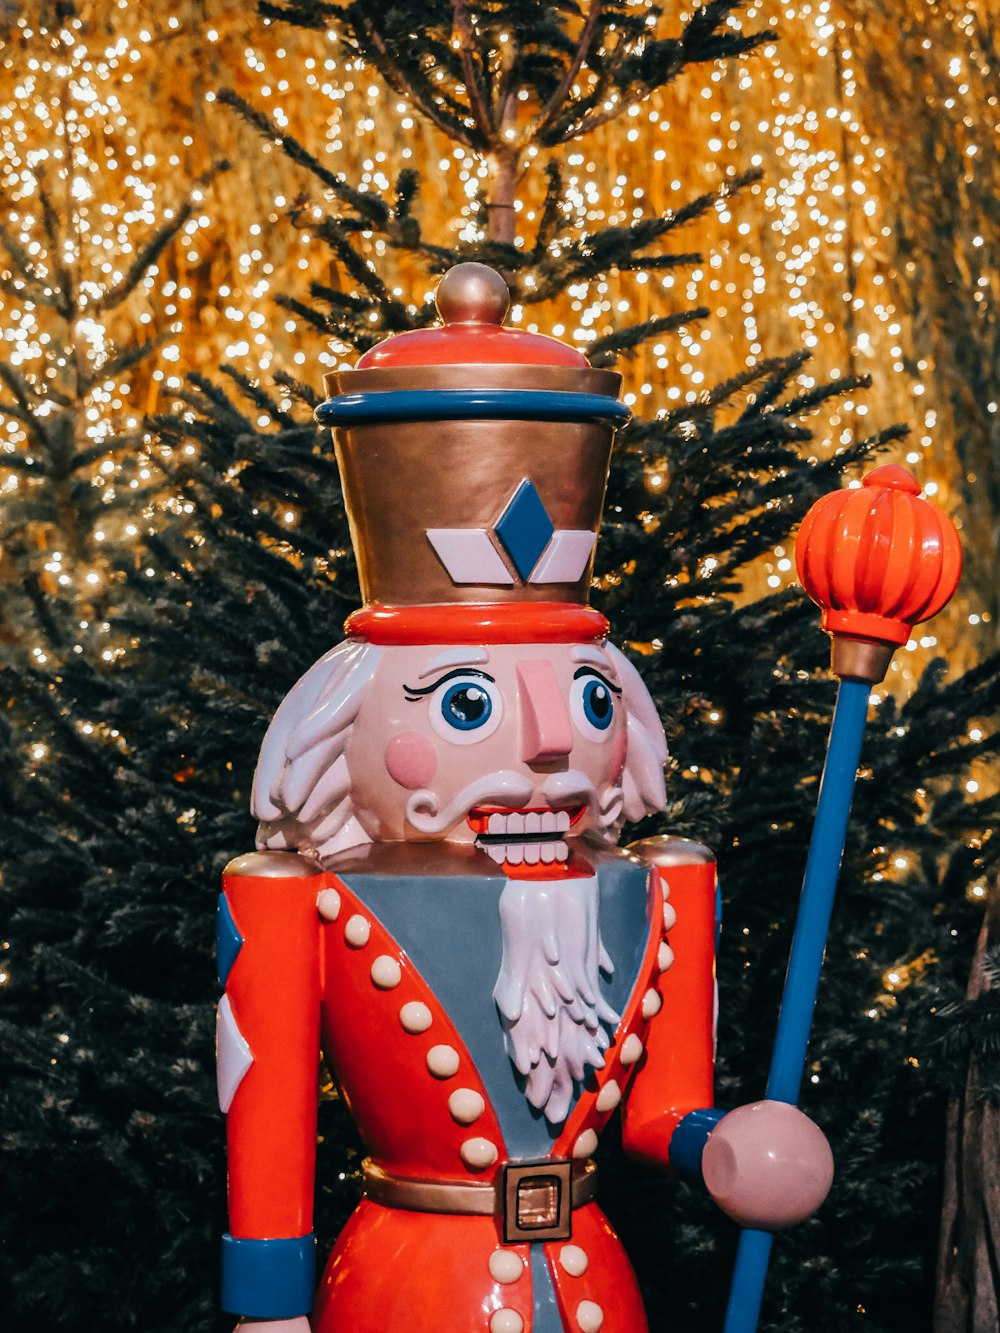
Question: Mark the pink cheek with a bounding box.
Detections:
[384,732,438,790]
[610,726,628,778]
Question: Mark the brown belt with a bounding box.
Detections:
[363,1156,597,1244]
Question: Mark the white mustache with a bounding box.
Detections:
[545,770,622,830]
[405,768,623,836]
[542,769,596,808]
[406,771,536,835]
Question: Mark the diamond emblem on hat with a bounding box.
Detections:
[529,529,596,584]
[494,479,555,580]
[426,528,515,586]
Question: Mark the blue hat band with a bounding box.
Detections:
[315,388,630,428]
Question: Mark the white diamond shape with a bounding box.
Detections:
[426,529,514,585]
[216,993,253,1114]
[529,530,596,584]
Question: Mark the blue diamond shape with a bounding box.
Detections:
[216,892,244,987]
[494,480,555,580]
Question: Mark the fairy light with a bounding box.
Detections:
[176,3,992,683]
[0,3,989,738]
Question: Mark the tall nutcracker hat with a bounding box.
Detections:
[315,263,630,645]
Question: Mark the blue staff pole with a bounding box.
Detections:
[717,464,962,1330]
[721,677,871,1333]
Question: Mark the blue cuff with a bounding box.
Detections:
[220,1233,315,1318]
[669,1107,727,1183]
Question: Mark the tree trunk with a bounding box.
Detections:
[934,887,1000,1332]
[485,148,518,246]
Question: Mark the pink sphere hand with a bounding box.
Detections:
[702,1100,834,1231]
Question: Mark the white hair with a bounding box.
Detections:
[604,641,668,822]
[252,638,667,858]
[252,638,382,860]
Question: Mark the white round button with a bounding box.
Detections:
[661,900,678,931]
[596,1079,621,1113]
[426,1044,460,1078]
[460,1137,498,1170]
[344,914,371,948]
[642,987,662,1018]
[399,1001,432,1034]
[620,1033,643,1066]
[576,1300,604,1331]
[370,955,401,989]
[573,1129,598,1158]
[488,1250,524,1284]
[448,1088,486,1125]
[658,941,675,973]
[490,1311,523,1333]
[316,888,341,921]
[559,1245,589,1277]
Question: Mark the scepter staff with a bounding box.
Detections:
[716,465,963,1333]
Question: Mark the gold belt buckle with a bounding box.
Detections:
[501,1159,573,1244]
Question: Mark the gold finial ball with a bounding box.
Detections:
[435,262,510,326]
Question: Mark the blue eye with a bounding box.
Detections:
[440,681,493,731]
[581,678,614,730]
[569,669,619,742]
[423,672,503,746]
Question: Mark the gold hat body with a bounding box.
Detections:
[323,364,622,609]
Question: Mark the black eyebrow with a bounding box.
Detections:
[403,667,496,698]
[573,666,622,695]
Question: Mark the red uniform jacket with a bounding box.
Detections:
[217,836,717,1331]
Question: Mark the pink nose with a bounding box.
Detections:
[516,660,573,764]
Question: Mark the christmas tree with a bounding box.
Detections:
[1,3,997,1331]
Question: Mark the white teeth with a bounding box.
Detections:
[525,812,541,835]
[507,812,525,835]
[556,811,571,832]
[541,811,557,834]
[482,839,570,866]
[488,813,505,835]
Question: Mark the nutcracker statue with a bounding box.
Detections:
[215,264,961,1332]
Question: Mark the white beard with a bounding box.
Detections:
[493,875,619,1126]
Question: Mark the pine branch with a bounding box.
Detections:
[272,370,323,409]
[352,10,478,147]
[219,90,391,221]
[77,336,169,396]
[94,162,231,315]
[531,162,566,255]
[534,0,604,136]
[0,361,53,449]
[273,292,340,337]
[258,0,339,31]
[451,0,497,142]
[37,185,74,320]
[735,349,820,420]
[0,223,60,308]
[588,307,710,365]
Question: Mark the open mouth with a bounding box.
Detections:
[467,805,586,866]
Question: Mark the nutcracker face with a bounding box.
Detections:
[344,640,629,860]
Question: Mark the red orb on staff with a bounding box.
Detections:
[795,464,963,683]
